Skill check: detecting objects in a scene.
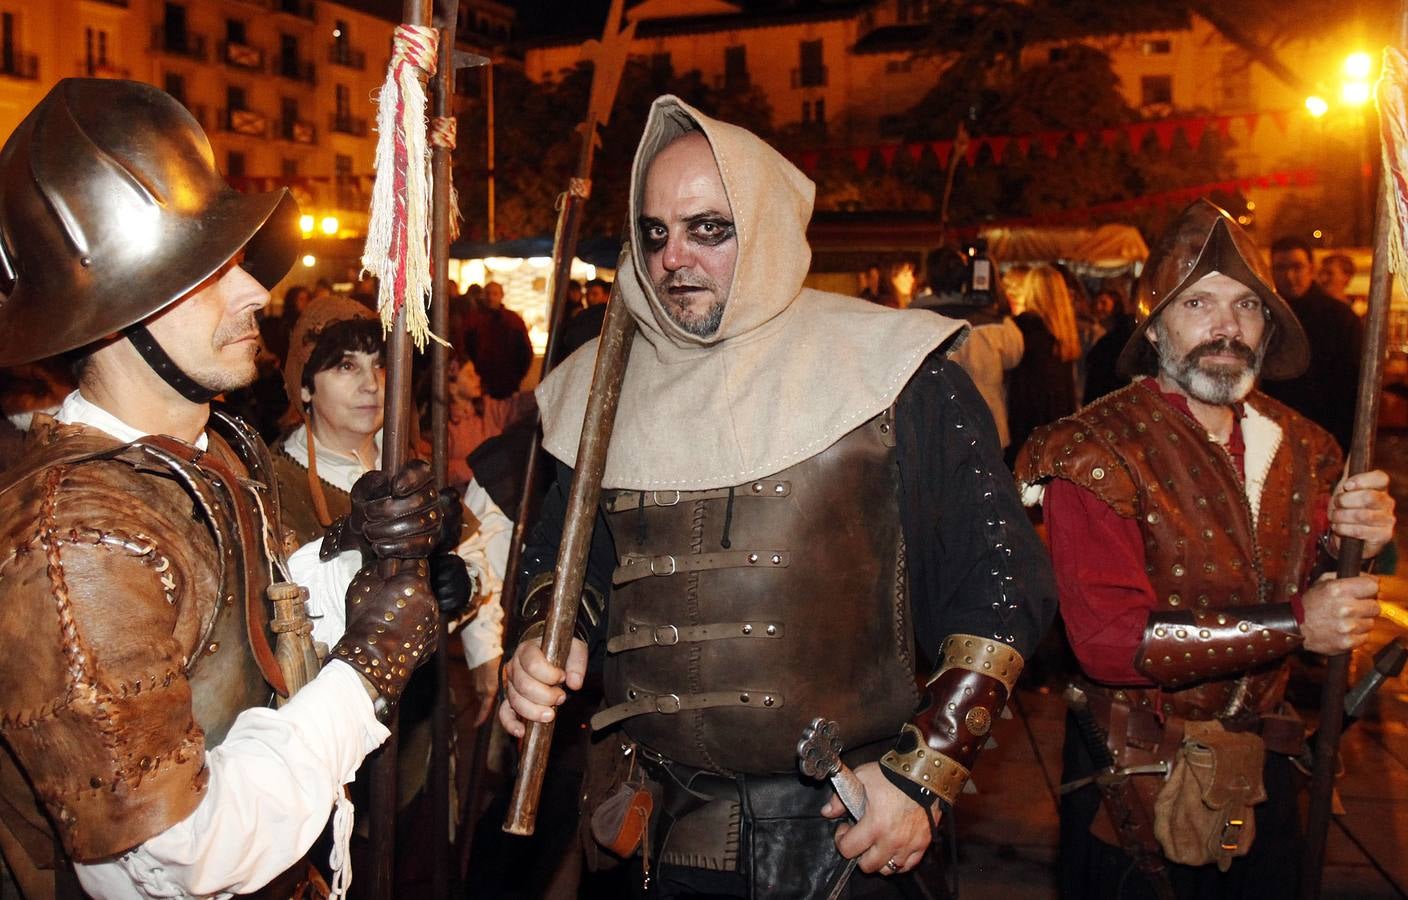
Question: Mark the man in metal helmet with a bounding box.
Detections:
[1016,199,1395,896]
[0,79,450,897]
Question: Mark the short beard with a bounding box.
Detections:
[655,272,727,337]
[1153,326,1263,406]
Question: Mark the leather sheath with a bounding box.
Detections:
[595,411,919,774]
[0,413,286,865]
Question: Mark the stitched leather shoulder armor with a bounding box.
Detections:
[1014,387,1140,517]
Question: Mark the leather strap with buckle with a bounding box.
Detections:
[607,621,785,653]
[613,550,790,586]
[591,688,785,731]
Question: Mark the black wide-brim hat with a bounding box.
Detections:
[1116,198,1310,381]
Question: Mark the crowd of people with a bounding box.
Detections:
[0,77,1396,900]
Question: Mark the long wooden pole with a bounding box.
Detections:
[504,272,636,835]
[1301,12,1407,894]
[366,6,433,899]
[428,2,457,897]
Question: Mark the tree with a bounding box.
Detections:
[453,58,774,241]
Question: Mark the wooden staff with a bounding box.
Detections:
[428,1,457,897]
[365,3,433,896]
[504,269,636,835]
[1301,10,1407,894]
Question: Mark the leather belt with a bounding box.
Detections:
[603,481,792,513]
[591,688,785,730]
[607,620,785,653]
[613,550,789,586]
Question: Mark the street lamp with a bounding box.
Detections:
[319,215,339,236]
[299,214,315,237]
[1306,95,1330,118]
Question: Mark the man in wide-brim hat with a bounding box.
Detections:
[1016,199,1395,897]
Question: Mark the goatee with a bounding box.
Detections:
[1156,334,1264,406]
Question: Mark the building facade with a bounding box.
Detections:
[524,0,1378,241]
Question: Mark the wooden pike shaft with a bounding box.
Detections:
[503,276,636,835]
[428,2,456,898]
[1302,10,1407,890]
[367,4,432,898]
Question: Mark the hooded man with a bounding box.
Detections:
[0,80,449,897]
[1015,200,1394,898]
[498,97,1057,897]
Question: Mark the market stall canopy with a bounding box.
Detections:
[448,236,622,270]
[980,224,1149,277]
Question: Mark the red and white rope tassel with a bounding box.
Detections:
[362,24,443,349]
[429,115,464,242]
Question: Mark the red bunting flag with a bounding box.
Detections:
[877,143,899,168]
[988,135,1010,164]
[1153,120,1180,151]
[1101,127,1123,150]
[850,146,872,171]
[931,140,953,168]
[1037,130,1063,158]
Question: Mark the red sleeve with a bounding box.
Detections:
[1044,478,1157,686]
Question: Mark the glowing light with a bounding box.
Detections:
[1344,52,1373,80]
[332,28,343,38]
[299,214,315,235]
[1305,95,1329,118]
[1245,201,1256,211]
[1342,81,1371,106]
[1238,215,1252,225]
[319,215,339,236]
[301,254,316,267]
[1313,229,1324,239]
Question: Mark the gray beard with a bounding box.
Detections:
[1154,331,1264,406]
[666,297,726,337]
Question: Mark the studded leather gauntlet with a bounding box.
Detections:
[330,560,440,720]
[881,634,1024,806]
[321,460,446,563]
[1134,604,1303,688]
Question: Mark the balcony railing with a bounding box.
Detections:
[0,52,39,81]
[791,65,828,88]
[275,57,316,84]
[328,43,365,70]
[221,107,270,138]
[329,113,367,137]
[151,26,208,61]
[275,0,316,21]
[280,118,317,144]
[221,40,264,71]
[77,58,130,79]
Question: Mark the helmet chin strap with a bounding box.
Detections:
[123,324,221,404]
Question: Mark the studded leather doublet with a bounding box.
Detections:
[1019,384,1341,718]
[594,412,919,774]
[0,414,282,863]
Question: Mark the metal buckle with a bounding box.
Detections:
[655,693,682,714]
[1219,818,1245,851]
[649,555,678,576]
[651,490,681,507]
[653,624,680,646]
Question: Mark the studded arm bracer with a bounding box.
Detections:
[517,571,607,646]
[1133,605,1303,688]
[880,635,1024,806]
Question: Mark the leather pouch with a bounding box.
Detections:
[1152,719,1267,871]
[579,731,656,871]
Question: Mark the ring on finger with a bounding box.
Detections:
[883,857,900,874]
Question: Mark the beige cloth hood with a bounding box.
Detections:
[537,96,965,490]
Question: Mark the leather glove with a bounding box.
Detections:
[428,552,474,617]
[321,460,442,563]
[330,558,440,720]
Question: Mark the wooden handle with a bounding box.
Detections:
[504,266,636,835]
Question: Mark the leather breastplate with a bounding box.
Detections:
[597,411,918,774]
[1093,390,1329,717]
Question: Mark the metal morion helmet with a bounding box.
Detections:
[1116,198,1310,381]
[0,78,299,366]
